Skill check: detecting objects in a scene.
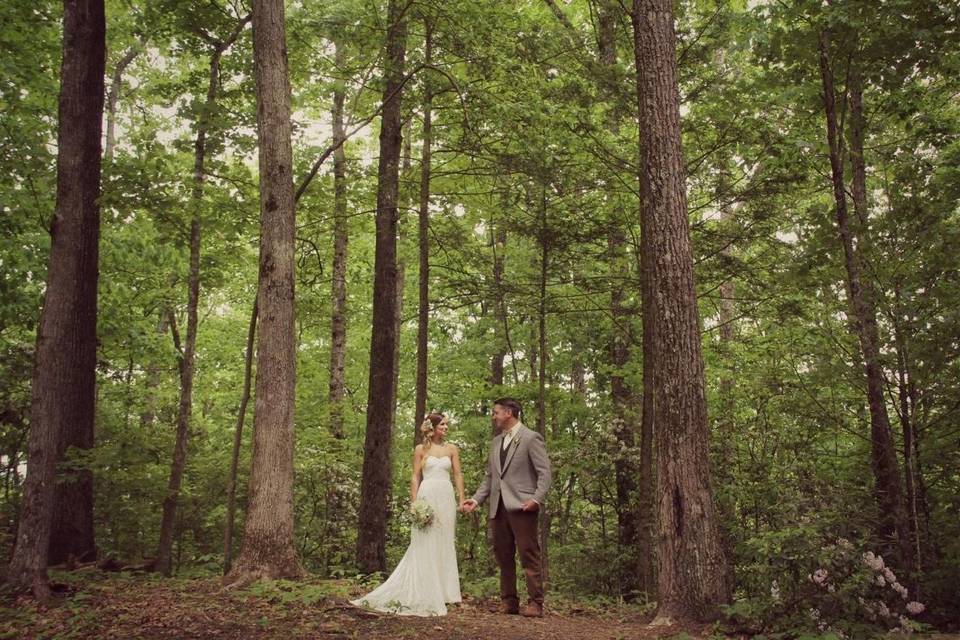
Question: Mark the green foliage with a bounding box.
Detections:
[241,578,351,606]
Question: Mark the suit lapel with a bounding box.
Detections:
[500,424,524,476]
[493,433,505,476]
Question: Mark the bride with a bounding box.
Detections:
[351,413,465,616]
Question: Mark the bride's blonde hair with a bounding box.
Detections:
[420,413,446,450]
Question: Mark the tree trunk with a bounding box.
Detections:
[714,163,738,596]
[609,227,645,596]
[632,0,730,622]
[224,0,302,586]
[356,0,407,574]
[490,224,516,386]
[818,33,911,570]
[104,41,142,162]
[414,22,433,433]
[891,287,921,593]
[536,187,548,436]
[6,0,105,599]
[595,0,644,600]
[535,186,550,582]
[156,19,247,575]
[223,297,257,575]
[328,40,349,441]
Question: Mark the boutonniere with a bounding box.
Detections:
[511,434,522,449]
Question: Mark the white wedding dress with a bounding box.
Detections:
[351,455,461,616]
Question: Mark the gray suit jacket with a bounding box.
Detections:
[472,423,552,518]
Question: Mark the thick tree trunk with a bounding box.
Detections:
[356,0,407,574]
[223,297,257,575]
[6,0,105,599]
[328,40,349,441]
[632,0,730,622]
[414,23,433,432]
[224,0,302,586]
[818,33,911,570]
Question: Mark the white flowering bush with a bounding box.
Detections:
[723,527,930,638]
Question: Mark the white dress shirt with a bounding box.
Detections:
[501,423,520,450]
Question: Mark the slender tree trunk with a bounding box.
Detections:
[632,0,730,622]
[818,34,911,570]
[595,0,644,599]
[891,288,921,593]
[224,0,302,586]
[356,0,407,574]
[104,42,141,161]
[223,297,257,575]
[491,223,516,386]
[6,0,105,599]
[328,40,349,441]
[156,19,247,575]
[414,22,433,431]
[714,164,738,595]
[535,185,550,581]
[609,228,645,595]
[536,187,548,436]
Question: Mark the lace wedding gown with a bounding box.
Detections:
[351,455,461,616]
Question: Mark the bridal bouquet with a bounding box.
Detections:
[409,499,435,530]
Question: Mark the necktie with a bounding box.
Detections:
[500,433,510,467]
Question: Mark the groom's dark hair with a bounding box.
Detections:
[493,397,522,418]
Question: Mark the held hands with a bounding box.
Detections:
[459,499,538,512]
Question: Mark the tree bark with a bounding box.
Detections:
[356,0,407,574]
[6,0,105,599]
[818,33,911,571]
[328,40,349,441]
[224,0,302,586]
[223,297,257,575]
[632,0,730,622]
[414,22,433,434]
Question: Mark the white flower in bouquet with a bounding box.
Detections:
[410,499,435,530]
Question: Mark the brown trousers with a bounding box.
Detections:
[491,499,544,605]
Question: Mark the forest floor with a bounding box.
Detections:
[1,570,958,640]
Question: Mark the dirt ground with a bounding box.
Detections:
[0,573,712,640]
[2,573,958,640]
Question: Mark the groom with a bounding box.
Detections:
[462,398,552,617]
